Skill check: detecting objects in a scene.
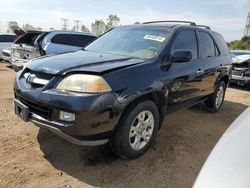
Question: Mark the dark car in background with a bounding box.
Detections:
[230,50,250,89]
[11,30,97,71]
[14,21,231,159]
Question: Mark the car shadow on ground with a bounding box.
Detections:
[37,100,248,187]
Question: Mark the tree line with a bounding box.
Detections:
[7,14,121,36]
[228,36,250,50]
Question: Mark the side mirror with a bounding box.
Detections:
[171,50,193,63]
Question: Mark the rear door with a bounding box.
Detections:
[197,31,221,95]
[165,29,206,112]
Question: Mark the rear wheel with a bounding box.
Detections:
[109,101,159,159]
[204,81,226,112]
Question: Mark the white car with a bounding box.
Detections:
[2,48,12,62]
[193,107,250,188]
[0,33,16,59]
[11,31,97,71]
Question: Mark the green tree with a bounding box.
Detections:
[81,25,90,33]
[22,24,38,31]
[7,21,20,32]
[91,19,106,36]
[105,14,120,31]
[228,36,250,50]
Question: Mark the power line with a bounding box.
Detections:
[244,12,250,37]
[61,18,69,31]
[73,20,81,32]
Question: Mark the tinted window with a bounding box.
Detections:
[51,34,96,47]
[172,30,198,59]
[15,32,42,45]
[213,33,229,55]
[199,32,215,58]
[0,35,16,42]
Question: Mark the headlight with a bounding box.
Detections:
[56,74,111,93]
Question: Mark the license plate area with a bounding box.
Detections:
[14,99,30,122]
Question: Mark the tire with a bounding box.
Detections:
[204,81,226,112]
[109,101,159,159]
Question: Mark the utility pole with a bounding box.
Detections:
[61,18,69,31]
[73,20,80,32]
[244,12,250,37]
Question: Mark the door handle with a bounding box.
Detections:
[196,69,204,74]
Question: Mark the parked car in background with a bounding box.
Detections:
[0,33,17,60]
[2,48,12,63]
[14,21,231,159]
[11,31,97,71]
[230,50,250,89]
[193,107,250,188]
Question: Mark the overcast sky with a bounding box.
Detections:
[0,0,249,42]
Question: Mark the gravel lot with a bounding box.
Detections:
[0,61,249,188]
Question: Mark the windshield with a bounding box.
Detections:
[85,26,172,59]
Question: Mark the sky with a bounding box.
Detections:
[0,0,249,42]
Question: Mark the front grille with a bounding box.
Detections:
[15,93,51,119]
[22,68,54,88]
[2,51,10,57]
[231,70,242,76]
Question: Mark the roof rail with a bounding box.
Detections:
[196,25,211,30]
[142,20,196,26]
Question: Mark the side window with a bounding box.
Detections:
[198,32,215,58]
[0,35,16,42]
[51,34,96,47]
[172,30,198,59]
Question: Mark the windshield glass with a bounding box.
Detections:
[85,26,172,59]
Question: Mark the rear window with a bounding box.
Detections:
[51,34,96,47]
[0,35,16,42]
[15,32,42,45]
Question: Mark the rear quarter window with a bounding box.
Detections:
[51,34,96,47]
[0,35,16,42]
[212,33,229,56]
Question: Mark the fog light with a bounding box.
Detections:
[59,111,75,122]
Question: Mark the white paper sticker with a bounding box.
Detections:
[143,35,166,42]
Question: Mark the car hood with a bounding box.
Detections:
[27,50,145,75]
[232,54,250,64]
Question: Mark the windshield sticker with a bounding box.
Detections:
[143,35,166,42]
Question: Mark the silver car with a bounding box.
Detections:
[11,30,97,71]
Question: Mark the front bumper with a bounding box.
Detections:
[230,75,250,86]
[11,60,26,71]
[31,113,108,146]
[14,87,125,146]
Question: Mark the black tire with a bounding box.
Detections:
[109,101,159,159]
[204,81,226,112]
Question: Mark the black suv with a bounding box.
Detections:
[14,21,231,159]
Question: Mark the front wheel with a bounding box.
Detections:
[109,101,159,159]
[204,81,226,112]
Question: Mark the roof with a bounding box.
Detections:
[121,21,213,33]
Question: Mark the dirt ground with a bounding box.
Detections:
[0,62,249,188]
